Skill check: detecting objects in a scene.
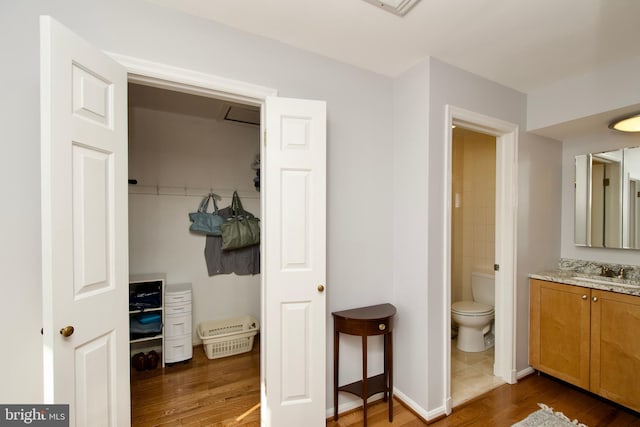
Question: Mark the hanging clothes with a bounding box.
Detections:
[204,206,260,276]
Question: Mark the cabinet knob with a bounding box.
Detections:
[317,284,325,293]
[378,323,386,331]
[59,326,74,337]
[592,296,598,302]
[582,294,588,300]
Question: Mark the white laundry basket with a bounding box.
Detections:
[197,315,259,359]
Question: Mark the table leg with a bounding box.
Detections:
[383,333,388,402]
[362,335,368,427]
[388,331,393,422]
[334,329,339,420]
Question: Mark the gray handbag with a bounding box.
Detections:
[189,193,225,235]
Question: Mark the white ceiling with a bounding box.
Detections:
[146,0,640,94]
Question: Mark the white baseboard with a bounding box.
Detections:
[393,388,436,421]
[517,366,535,380]
[327,388,439,422]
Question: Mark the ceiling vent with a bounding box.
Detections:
[361,0,421,16]
[223,104,260,126]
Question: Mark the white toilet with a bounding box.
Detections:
[451,272,495,352]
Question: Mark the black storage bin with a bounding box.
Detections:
[129,280,162,311]
[130,312,163,340]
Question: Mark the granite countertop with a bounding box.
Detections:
[529,270,640,297]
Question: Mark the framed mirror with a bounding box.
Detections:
[624,146,640,249]
[575,146,640,249]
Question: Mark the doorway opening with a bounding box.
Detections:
[108,53,277,424]
[444,105,518,414]
[126,82,263,424]
[449,126,503,406]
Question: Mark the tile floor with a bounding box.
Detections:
[451,337,505,407]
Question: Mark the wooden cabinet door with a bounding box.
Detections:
[590,289,640,412]
[529,279,591,389]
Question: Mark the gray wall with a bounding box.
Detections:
[429,57,563,410]
[0,0,394,405]
[392,59,431,412]
[392,57,563,416]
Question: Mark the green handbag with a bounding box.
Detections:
[220,191,260,250]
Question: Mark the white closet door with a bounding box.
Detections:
[263,96,327,426]
[40,16,130,427]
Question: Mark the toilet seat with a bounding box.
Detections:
[451,301,494,316]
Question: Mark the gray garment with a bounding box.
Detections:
[204,206,260,276]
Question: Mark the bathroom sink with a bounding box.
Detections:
[571,276,639,289]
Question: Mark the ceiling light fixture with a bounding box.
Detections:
[361,0,422,16]
[609,113,640,133]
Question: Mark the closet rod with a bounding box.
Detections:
[128,185,260,199]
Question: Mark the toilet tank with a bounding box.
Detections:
[471,272,495,306]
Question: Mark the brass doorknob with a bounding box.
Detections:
[60,326,74,337]
[317,284,325,292]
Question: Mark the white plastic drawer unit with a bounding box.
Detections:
[164,282,193,364]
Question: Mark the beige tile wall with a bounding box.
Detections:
[451,128,496,303]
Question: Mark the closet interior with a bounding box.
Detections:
[127,82,261,409]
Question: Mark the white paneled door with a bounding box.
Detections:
[40,16,129,427]
[264,97,327,426]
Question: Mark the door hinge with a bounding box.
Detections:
[494,264,500,271]
[263,129,267,146]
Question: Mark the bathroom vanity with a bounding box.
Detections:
[529,270,640,413]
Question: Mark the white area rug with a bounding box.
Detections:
[512,403,588,427]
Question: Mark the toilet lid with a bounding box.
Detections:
[451,301,494,315]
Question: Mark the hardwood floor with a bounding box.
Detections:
[328,374,640,427]
[130,338,260,426]
[132,342,639,427]
[427,373,640,427]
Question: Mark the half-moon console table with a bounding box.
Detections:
[332,303,396,426]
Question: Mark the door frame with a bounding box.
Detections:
[106,52,277,422]
[443,105,518,413]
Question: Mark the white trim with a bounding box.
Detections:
[105,53,277,426]
[392,388,432,421]
[517,366,535,380]
[106,52,277,103]
[444,105,519,409]
[443,114,454,415]
[495,129,519,385]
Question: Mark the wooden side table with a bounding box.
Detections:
[332,303,396,426]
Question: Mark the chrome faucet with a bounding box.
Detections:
[600,265,625,279]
